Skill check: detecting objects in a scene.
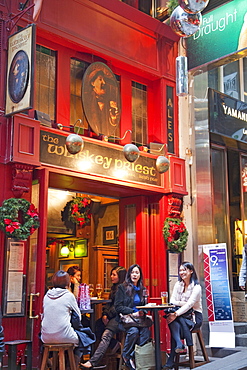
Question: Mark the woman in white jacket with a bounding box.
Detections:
[41,270,82,365]
[164,262,202,369]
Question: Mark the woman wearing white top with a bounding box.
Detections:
[164,262,202,369]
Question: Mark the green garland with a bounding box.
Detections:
[0,198,40,240]
[163,217,188,253]
[62,197,91,228]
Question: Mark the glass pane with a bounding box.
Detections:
[125,204,136,267]
[241,156,247,272]
[243,57,247,103]
[211,148,228,244]
[223,60,240,99]
[70,58,89,130]
[35,45,56,120]
[227,149,241,290]
[104,258,119,293]
[132,81,147,146]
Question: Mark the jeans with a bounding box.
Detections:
[122,326,150,360]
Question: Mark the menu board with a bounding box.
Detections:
[3,239,26,316]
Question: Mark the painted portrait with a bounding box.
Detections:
[82,62,121,137]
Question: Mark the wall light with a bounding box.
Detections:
[60,245,70,257]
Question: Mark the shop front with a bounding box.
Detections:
[0,0,188,367]
[187,0,247,317]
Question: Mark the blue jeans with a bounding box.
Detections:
[122,326,150,360]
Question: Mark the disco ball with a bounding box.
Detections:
[170,6,202,37]
[156,156,170,173]
[123,144,140,162]
[66,134,84,154]
[178,0,209,14]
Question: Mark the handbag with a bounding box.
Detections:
[120,313,153,329]
[135,341,155,370]
[163,306,194,320]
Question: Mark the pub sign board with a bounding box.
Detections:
[5,24,35,116]
[208,88,247,143]
[40,131,162,187]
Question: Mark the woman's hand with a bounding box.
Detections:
[166,312,177,324]
[102,315,109,326]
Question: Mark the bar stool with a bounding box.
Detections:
[40,343,76,370]
[174,329,209,369]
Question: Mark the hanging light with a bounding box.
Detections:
[123,143,140,162]
[178,0,209,14]
[66,134,84,154]
[170,6,202,38]
[60,245,70,257]
[156,156,170,173]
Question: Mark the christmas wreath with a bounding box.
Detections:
[0,198,40,240]
[163,217,188,253]
[62,197,91,228]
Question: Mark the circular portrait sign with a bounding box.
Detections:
[82,62,121,137]
[8,50,29,104]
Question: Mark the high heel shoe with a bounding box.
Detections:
[124,358,136,370]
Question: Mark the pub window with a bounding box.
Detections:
[70,58,89,131]
[35,45,56,121]
[131,81,147,146]
[125,204,136,267]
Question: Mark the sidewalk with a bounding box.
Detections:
[176,346,247,370]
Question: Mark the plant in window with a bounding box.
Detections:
[163,217,188,253]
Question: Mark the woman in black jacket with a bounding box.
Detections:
[81,266,126,369]
[114,264,150,370]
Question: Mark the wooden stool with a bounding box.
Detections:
[174,329,209,369]
[40,343,76,370]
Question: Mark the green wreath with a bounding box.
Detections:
[62,197,91,228]
[0,198,40,240]
[163,217,188,253]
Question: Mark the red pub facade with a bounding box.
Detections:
[0,0,186,367]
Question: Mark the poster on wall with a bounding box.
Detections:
[5,24,36,116]
[187,0,247,69]
[201,243,235,348]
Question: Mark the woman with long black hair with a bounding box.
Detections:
[164,261,202,369]
[81,266,127,369]
[114,264,150,370]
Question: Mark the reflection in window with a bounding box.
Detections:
[36,45,56,120]
[104,258,118,293]
[211,147,228,245]
[223,61,240,99]
[132,81,147,146]
[125,204,136,267]
[70,59,89,131]
[243,58,247,103]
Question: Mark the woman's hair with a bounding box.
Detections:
[111,266,127,284]
[110,266,127,296]
[124,264,144,297]
[179,261,199,285]
[52,270,70,288]
[67,265,81,277]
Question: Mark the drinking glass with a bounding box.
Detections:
[143,289,149,305]
[89,284,94,297]
[161,291,168,305]
[96,283,103,299]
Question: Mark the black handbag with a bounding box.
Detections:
[163,306,194,320]
[120,313,153,329]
